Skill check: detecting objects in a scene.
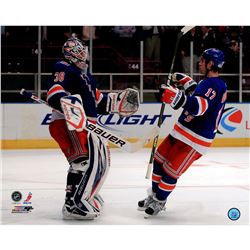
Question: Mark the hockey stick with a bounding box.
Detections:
[145,26,195,179]
[20,89,155,153]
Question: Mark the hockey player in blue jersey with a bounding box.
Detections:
[47,37,139,220]
[138,48,227,217]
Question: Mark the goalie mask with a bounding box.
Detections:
[62,38,88,70]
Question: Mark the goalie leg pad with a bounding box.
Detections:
[89,193,105,212]
[84,132,110,201]
[63,133,110,219]
[63,168,100,220]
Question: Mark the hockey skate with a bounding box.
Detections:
[137,189,154,211]
[62,177,100,220]
[62,201,99,220]
[144,197,166,218]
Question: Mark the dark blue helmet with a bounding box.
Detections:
[202,48,225,69]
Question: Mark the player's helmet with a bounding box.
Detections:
[201,48,225,70]
[62,38,88,70]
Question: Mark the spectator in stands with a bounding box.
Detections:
[198,26,216,56]
[223,40,240,91]
[227,26,242,42]
[224,40,240,73]
[215,26,230,51]
[160,26,182,72]
[44,26,82,45]
[179,27,201,73]
[82,26,99,46]
[241,26,250,71]
[142,26,163,64]
[112,26,136,56]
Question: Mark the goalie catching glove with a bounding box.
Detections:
[161,84,187,110]
[171,72,197,95]
[107,88,139,117]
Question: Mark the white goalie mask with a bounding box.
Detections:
[62,37,88,70]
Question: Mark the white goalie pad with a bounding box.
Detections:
[60,94,87,132]
[80,133,110,205]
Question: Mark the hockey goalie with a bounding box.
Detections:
[46,37,139,220]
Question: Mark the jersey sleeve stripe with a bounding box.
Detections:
[95,89,103,104]
[195,96,208,116]
[47,84,67,101]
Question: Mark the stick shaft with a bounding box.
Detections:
[145,26,194,179]
[20,89,136,152]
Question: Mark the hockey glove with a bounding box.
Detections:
[171,72,197,95]
[107,88,139,117]
[161,85,186,110]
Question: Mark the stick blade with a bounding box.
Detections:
[145,163,153,179]
[129,127,160,153]
[181,26,195,35]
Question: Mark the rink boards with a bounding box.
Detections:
[1,103,250,149]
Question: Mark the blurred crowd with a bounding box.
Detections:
[2,26,250,103]
[2,25,250,74]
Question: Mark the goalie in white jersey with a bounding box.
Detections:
[46,37,139,220]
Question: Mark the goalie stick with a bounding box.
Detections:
[145,26,195,179]
[20,89,156,153]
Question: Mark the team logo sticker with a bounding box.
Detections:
[11,191,34,213]
[218,107,243,134]
[23,192,33,204]
[11,191,22,203]
[228,208,241,221]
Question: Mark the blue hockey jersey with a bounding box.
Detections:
[46,60,108,123]
[170,77,227,154]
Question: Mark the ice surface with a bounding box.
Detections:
[1,147,249,225]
